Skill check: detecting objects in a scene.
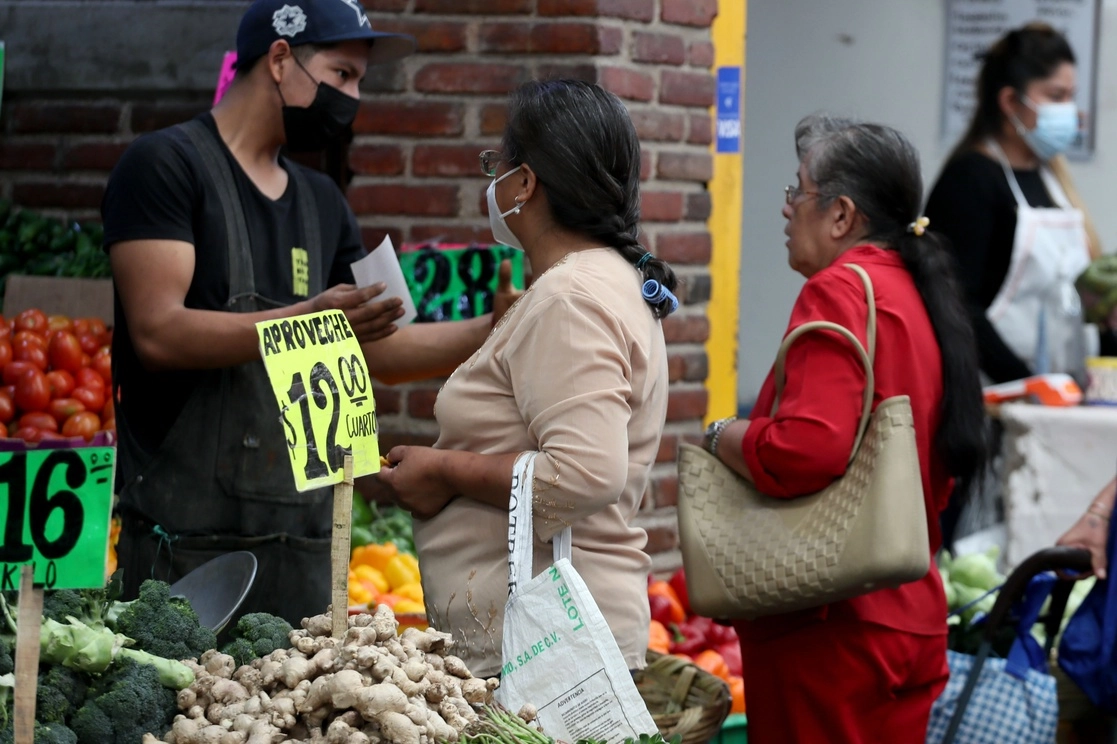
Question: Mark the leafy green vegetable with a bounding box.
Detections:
[948,546,1005,592]
[0,204,110,306]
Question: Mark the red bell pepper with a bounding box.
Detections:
[648,594,676,628]
[671,615,713,657]
[718,641,743,677]
[706,620,738,647]
[648,581,687,626]
[668,567,692,617]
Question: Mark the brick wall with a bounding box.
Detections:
[0,0,718,572]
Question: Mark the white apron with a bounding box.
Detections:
[984,141,1092,379]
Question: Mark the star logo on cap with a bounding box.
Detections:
[272,4,308,37]
[336,0,371,29]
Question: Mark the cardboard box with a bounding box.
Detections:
[2,275,114,324]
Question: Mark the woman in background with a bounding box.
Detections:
[925,22,1103,385]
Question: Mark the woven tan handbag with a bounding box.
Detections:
[677,264,930,620]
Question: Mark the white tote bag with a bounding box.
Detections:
[495,453,657,743]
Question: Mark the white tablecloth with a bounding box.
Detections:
[999,403,1117,568]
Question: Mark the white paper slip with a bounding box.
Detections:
[350,235,417,327]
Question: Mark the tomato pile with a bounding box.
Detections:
[648,568,746,715]
[0,308,114,443]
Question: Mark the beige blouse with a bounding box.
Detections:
[413,247,668,678]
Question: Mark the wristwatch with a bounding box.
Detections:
[704,417,737,456]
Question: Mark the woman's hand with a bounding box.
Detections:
[375,446,457,520]
[1056,477,1114,580]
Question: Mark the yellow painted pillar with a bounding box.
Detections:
[705,1,746,425]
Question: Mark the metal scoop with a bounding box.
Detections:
[169,551,258,633]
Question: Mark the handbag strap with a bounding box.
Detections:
[772,263,877,465]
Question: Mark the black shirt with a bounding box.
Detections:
[924,150,1057,383]
[101,113,366,455]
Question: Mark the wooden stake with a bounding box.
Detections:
[14,566,43,744]
[331,455,355,639]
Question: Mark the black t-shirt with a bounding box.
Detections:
[924,150,1057,383]
[101,113,366,455]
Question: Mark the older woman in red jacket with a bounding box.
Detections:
[708,115,988,743]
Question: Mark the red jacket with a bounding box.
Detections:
[738,244,949,638]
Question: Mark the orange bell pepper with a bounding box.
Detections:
[648,620,672,654]
[647,580,687,626]
[729,675,746,714]
[350,542,398,574]
[693,649,731,682]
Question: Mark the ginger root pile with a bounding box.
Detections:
[142,606,497,744]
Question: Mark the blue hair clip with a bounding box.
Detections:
[635,252,653,270]
[642,279,679,314]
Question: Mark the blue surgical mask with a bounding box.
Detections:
[486,166,525,250]
[1013,97,1079,161]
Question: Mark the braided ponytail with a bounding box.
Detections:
[503,80,678,318]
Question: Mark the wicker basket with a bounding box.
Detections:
[635,650,732,744]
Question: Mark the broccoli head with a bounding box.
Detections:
[220,612,293,667]
[0,721,77,744]
[41,592,85,626]
[0,639,12,677]
[69,659,175,744]
[111,580,216,661]
[36,665,87,724]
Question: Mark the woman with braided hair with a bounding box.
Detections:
[376,79,676,677]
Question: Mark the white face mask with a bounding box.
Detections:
[1013,97,1079,161]
[486,166,524,250]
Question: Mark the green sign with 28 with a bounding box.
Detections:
[400,245,525,323]
[0,447,115,590]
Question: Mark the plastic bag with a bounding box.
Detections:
[494,453,657,743]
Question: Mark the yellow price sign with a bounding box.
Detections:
[255,310,380,492]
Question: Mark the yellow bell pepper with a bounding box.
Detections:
[352,565,389,595]
[348,582,374,607]
[395,582,424,603]
[350,542,398,574]
[384,553,421,592]
[393,599,426,616]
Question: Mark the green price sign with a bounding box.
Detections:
[400,244,525,323]
[0,447,115,590]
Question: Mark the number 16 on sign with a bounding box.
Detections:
[256,310,381,492]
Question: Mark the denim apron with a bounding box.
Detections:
[116,119,332,626]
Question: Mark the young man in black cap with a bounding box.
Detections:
[102,0,501,623]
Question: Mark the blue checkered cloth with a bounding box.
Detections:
[926,650,1058,744]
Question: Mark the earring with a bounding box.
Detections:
[513,200,523,215]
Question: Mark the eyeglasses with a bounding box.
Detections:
[480,149,503,178]
[784,185,821,205]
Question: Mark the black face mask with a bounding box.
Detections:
[279,60,360,152]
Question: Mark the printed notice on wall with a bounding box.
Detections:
[943,0,1100,158]
[716,66,742,154]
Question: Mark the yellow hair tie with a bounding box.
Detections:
[907,216,930,237]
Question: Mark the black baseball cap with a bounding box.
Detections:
[236,0,415,70]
